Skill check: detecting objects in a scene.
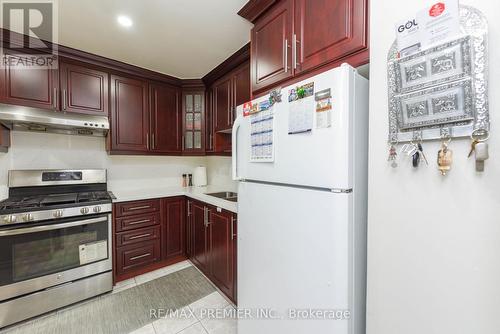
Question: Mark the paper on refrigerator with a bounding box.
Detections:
[250,106,274,162]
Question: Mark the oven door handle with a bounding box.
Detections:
[0,216,108,237]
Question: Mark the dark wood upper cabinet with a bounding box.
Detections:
[209,209,236,300]
[182,91,205,154]
[163,197,185,260]
[232,63,251,112]
[0,53,59,110]
[247,0,369,94]
[150,83,182,153]
[110,74,149,152]
[251,0,293,93]
[294,0,368,74]
[205,89,215,153]
[214,77,232,132]
[207,61,250,153]
[59,61,109,115]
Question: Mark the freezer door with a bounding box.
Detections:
[237,181,354,334]
[233,64,367,190]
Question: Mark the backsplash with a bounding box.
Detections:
[0,132,235,199]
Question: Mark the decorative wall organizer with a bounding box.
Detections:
[387,5,490,173]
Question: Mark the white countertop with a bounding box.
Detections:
[109,185,238,213]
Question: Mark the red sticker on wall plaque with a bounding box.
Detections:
[429,2,445,17]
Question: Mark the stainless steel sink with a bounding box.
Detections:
[206,192,238,202]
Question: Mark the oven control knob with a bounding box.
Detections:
[5,215,17,223]
[53,210,64,218]
[23,213,34,222]
[80,207,90,214]
[93,206,102,213]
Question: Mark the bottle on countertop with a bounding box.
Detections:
[188,174,193,187]
[182,174,187,188]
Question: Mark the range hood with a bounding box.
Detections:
[0,104,109,137]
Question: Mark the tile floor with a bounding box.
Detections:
[118,261,237,334]
[3,261,237,334]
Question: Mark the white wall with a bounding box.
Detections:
[367,1,500,334]
[0,131,235,199]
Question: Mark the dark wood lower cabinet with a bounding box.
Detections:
[190,200,210,274]
[163,197,185,259]
[113,196,237,304]
[209,209,236,300]
[113,197,187,283]
[187,199,237,303]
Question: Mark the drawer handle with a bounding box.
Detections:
[127,205,151,211]
[128,219,151,225]
[130,253,151,261]
[129,233,152,240]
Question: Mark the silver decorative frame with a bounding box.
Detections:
[387,6,489,143]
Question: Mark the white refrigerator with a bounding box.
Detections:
[232,64,368,334]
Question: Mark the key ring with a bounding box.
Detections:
[471,129,489,142]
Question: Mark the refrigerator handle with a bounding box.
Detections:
[232,114,243,181]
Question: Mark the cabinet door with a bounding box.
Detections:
[209,209,235,300]
[214,77,231,132]
[205,89,214,152]
[251,0,293,93]
[110,75,149,152]
[163,197,185,259]
[150,83,181,153]
[0,53,59,110]
[186,200,193,257]
[59,61,108,115]
[232,63,251,123]
[294,0,368,73]
[182,92,205,153]
[191,201,210,274]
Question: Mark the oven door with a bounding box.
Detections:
[0,214,112,301]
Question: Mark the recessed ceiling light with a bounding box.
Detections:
[117,15,133,28]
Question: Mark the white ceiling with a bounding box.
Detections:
[57,0,252,79]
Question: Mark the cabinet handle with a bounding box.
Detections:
[187,201,192,217]
[130,253,151,261]
[146,133,149,150]
[231,216,237,240]
[209,134,213,150]
[203,207,207,227]
[128,205,151,211]
[128,219,151,225]
[284,39,289,73]
[292,34,299,70]
[204,207,212,227]
[151,133,155,150]
[129,233,152,240]
[62,89,67,110]
[182,136,185,150]
[53,88,58,109]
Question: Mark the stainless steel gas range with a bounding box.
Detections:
[0,169,113,328]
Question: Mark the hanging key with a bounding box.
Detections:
[412,149,420,168]
[467,139,479,158]
[437,140,453,176]
[474,141,489,172]
[468,129,490,172]
[387,143,398,168]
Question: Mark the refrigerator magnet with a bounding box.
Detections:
[315,89,333,129]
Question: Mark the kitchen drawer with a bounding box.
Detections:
[115,212,160,232]
[116,225,160,247]
[114,199,160,218]
[116,241,161,276]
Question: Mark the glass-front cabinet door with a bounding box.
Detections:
[183,91,205,154]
